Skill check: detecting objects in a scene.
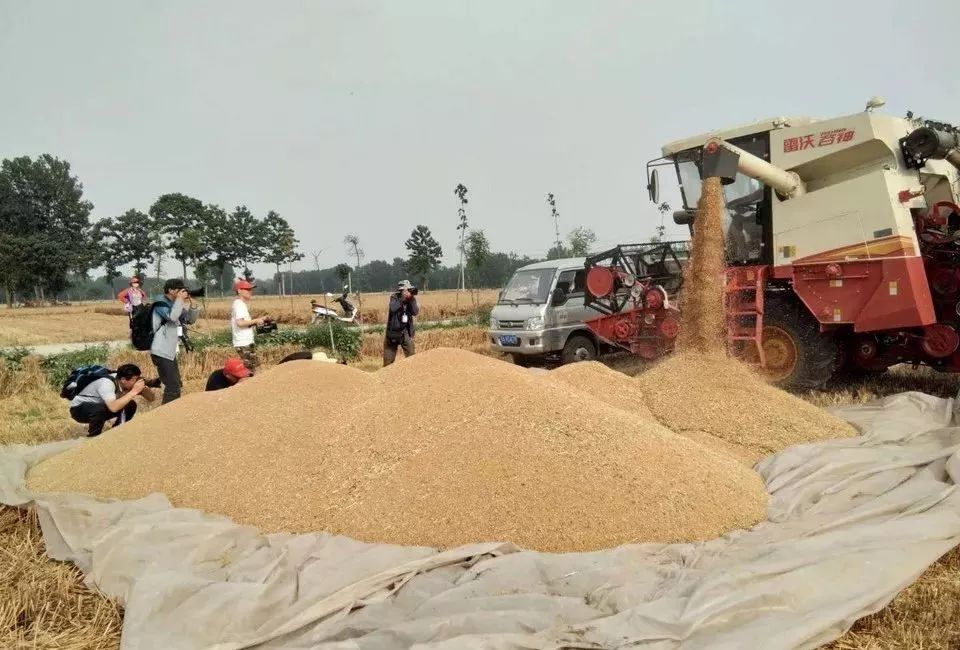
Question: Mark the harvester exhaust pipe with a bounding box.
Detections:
[902,127,960,171]
[703,138,806,199]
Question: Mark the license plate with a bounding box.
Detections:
[499,335,520,346]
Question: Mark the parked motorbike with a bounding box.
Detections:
[310,288,358,324]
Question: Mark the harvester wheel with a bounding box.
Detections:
[754,295,838,389]
[561,335,597,364]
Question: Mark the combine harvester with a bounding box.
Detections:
[585,99,960,388]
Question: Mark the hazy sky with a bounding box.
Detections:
[2,0,958,277]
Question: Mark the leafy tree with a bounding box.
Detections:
[149,193,205,280]
[546,244,570,260]
[198,204,233,295]
[454,184,469,292]
[334,263,352,288]
[262,210,301,295]
[91,218,124,294]
[650,202,672,243]
[465,230,490,310]
[0,155,94,306]
[546,193,562,252]
[567,227,597,256]
[112,209,155,277]
[226,205,266,281]
[404,225,443,289]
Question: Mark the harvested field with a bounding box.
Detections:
[93,289,498,326]
[636,353,858,464]
[28,348,768,552]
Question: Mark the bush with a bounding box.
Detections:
[39,345,110,388]
[0,346,31,371]
[189,322,362,360]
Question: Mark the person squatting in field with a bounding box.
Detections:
[151,278,200,404]
[383,280,419,366]
[205,357,252,391]
[69,364,156,437]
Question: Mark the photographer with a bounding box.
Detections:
[69,364,157,437]
[383,279,419,367]
[151,278,201,404]
[231,279,269,371]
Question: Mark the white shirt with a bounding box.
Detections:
[231,298,254,348]
[69,376,117,408]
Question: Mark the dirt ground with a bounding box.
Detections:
[0,327,958,648]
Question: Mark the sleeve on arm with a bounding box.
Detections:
[96,378,117,403]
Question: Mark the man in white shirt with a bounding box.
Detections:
[68,364,156,437]
[231,279,267,371]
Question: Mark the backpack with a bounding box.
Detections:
[61,365,115,400]
[130,302,160,351]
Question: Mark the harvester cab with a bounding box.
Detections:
[587,100,960,388]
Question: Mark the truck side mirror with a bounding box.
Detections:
[551,287,568,306]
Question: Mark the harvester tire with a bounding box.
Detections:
[759,294,838,390]
[561,335,597,364]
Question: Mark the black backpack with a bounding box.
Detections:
[130,302,160,351]
[61,365,115,400]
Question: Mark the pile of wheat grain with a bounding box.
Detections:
[635,353,858,464]
[28,348,767,552]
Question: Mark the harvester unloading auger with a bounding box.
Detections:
[584,99,960,388]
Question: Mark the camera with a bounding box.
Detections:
[144,377,162,388]
[187,287,206,298]
[396,286,418,297]
[256,317,278,335]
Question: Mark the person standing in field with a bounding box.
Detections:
[231,279,267,371]
[383,280,419,366]
[150,278,200,404]
[117,276,147,318]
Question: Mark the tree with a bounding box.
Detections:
[567,227,597,256]
[546,244,570,260]
[226,205,267,281]
[334,263,352,289]
[344,234,364,321]
[262,211,301,295]
[454,184,469,292]
[0,155,95,306]
[91,217,124,294]
[650,202,671,243]
[404,225,443,290]
[464,229,490,310]
[112,209,155,277]
[198,204,233,295]
[546,193,562,252]
[149,193,205,280]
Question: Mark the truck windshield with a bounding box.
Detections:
[499,269,555,304]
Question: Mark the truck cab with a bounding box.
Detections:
[488,258,600,365]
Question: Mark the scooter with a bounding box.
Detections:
[310,288,358,324]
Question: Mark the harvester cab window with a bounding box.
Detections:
[674,133,771,265]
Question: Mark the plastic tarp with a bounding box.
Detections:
[1,391,959,650]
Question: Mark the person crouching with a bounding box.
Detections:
[69,364,156,437]
[205,357,252,391]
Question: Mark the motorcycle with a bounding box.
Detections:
[310,288,358,324]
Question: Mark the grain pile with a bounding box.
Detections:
[677,176,728,355]
[28,349,767,552]
[636,353,858,465]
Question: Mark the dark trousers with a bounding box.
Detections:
[383,331,415,366]
[70,400,137,437]
[151,354,182,404]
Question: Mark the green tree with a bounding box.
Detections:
[650,202,671,243]
[149,193,205,280]
[226,205,266,281]
[334,263,352,289]
[198,204,232,295]
[546,244,570,260]
[91,217,124,295]
[567,227,597,256]
[262,211,301,295]
[112,209,155,277]
[464,229,490,310]
[0,155,94,306]
[454,184,469,292]
[404,225,443,289]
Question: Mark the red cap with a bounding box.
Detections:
[234,279,256,291]
[223,357,251,379]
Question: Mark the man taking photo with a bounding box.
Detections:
[151,278,200,404]
[383,279,419,366]
[69,364,156,437]
[231,279,268,371]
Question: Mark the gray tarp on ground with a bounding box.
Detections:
[2,391,960,650]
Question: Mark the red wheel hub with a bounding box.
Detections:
[586,267,616,298]
[921,324,959,358]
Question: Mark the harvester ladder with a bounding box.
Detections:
[725,266,767,367]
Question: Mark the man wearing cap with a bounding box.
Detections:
[383,279,419,366]
[151,278,201,404]
[231,279,267,371]
[205,357,251,391]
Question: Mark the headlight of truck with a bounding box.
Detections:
[489,316,497,329]
[525,316,544,330]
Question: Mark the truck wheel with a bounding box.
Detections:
[754,294,838,389]
[562,335,597,364]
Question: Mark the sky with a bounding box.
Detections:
[2,0,959,278]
